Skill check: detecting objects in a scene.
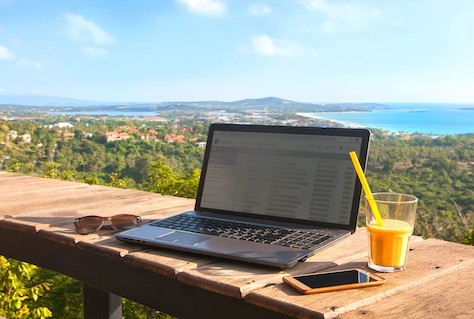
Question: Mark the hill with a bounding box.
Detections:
[0,95,387,113]
[0,94,102,107]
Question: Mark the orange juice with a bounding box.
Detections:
[367,219,413,268]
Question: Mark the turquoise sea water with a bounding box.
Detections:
[53,103,474,135]
[302,103,474,135]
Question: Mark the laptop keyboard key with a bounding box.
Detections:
[150,215,333,250]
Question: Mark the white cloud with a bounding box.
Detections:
[64,13,115,45]
[63,13,114,58]
[0,45,45,69]
[248,4,273,16]
[303,0,381,34]
[0,45,15,61]
[251,35,284,56]
[177,0,226,16]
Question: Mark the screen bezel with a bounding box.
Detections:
[194,123,371,232]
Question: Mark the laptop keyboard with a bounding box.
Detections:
[150,214,333,250]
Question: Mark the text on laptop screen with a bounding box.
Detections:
[199,130,363,226]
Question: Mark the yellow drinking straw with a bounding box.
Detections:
[349,151,384,227]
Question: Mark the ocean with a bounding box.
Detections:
[52,103,473,135]
[300,103,474,135]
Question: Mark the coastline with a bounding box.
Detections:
[298,104,474,135]
[2,99,473,136]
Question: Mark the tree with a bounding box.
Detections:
[0,256,52,319]
[145,161,179,196]
[107,172,134,189]
[143,161,199,198]
[464,228,474,245]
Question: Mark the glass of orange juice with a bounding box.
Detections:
[366,192,418,272]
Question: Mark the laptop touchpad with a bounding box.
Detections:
[157,232,209,246]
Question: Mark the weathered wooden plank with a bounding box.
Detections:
[39,221,221,278]
[338,262,474,319]
[244,239,474,319]
[0,172,206,278]
[1,182,119,220]
[0,173,90,195]
[1,180,179,218]
[121,247,221,277]
[1,172,194,230]
[2,172,474,319]
[0,171,38,182]
[177,260,327,299]
[0,172,86,186]
[1,177,87,220]
[176,229,374,299]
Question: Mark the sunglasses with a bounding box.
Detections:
[74,214,142,235]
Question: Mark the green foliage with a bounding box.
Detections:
[42,162,61,179]
[0,256,52,319]
[122,299,175,319]
[463,228,474,245]
[1,118,206,191]
[108,172,135,189]
[365,134,474,243]
[144,161,200,198]
[34,267,82,319]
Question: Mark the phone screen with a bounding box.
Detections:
[295,269,374,289]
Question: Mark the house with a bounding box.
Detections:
[164,134,185,143]
[55,122,74,128]
[105,131,131,143]
[62,132,76,141]
[83,132,93,140]
[19,133,31,143]
[7,130,18,141]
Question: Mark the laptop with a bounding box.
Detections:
[116,123,371,268]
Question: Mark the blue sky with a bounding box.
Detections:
[1,0,473,103]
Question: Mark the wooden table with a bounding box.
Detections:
[1,171,473,319]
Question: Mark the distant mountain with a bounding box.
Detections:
[0,94,119,107]
[0,95,388,112]
[151,97,387,112]
[148,96,320,111]
[229,97,315,108]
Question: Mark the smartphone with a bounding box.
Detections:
[283,268,385,294]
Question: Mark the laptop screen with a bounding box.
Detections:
[196,124,370,229]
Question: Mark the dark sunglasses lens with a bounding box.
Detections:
[110,214,140,230]
[75,216,103,234]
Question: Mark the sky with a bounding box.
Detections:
[1,0,474,103]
